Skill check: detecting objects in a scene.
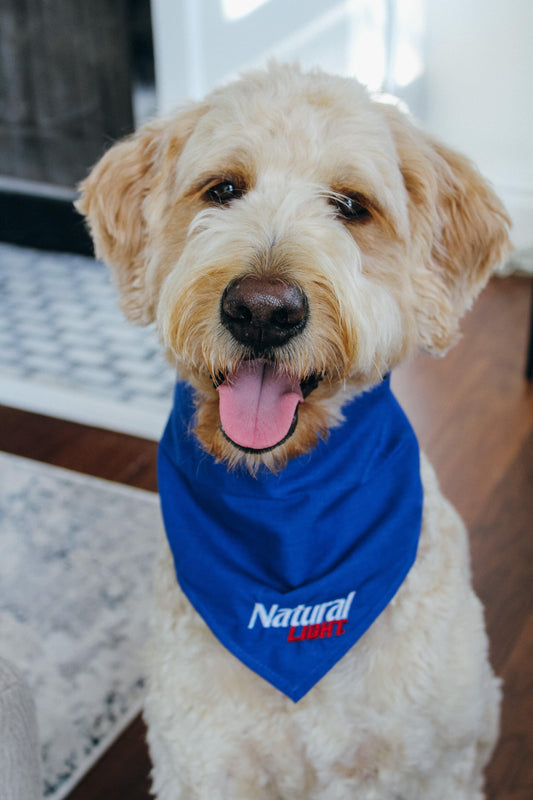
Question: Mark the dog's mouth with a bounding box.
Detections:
[215,360,321,453]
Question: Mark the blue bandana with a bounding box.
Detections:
[158,376,423,702]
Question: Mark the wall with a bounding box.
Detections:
[423,0,533,250]
[150,0,387,110]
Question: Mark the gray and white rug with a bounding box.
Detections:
[0,242,175,439]
[0,452,163,799]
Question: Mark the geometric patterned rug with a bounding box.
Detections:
[0,452,163,799]
[0,243,175,439]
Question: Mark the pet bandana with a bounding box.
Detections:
[158,375,423,702]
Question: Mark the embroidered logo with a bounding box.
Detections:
[248,591,356,642]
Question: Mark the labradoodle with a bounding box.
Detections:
[77,64,510,800]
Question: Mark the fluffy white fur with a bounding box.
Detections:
[144,457,500,800]
[77,64,511,799]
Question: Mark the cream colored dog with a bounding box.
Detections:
[78,64,510,800]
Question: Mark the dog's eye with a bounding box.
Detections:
[331,194,371,222]
[206,181,243,205]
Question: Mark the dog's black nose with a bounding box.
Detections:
[221,276,308,350]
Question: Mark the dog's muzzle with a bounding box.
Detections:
[217,276,317,453]
[220,275,308,352]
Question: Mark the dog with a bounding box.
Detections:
[77,64,511,800]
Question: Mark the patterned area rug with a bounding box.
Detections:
[0,243,175,439]
[0,452,163,799]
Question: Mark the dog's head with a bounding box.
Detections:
[77,64,510,470]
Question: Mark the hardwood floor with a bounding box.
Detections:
[0,275,531,800]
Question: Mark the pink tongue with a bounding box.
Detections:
[217,360,303,450]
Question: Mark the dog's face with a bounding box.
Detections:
[78,65,510,470]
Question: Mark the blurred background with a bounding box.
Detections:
[0,0,532,256]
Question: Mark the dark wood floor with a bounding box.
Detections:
[0,275,531,800]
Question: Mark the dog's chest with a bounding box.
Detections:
[146,496,491,800]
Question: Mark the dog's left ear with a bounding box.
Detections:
[76,105,204,324]
[382,105,512,355]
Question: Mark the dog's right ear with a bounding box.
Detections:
[76,105,203,323]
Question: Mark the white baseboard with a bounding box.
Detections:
[498,185,533,257]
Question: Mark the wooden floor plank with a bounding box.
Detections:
[393,276,533,527]
[0,406,158,491]
[469,429,533,671]
[468,427,533,800]
[486,614,533,800]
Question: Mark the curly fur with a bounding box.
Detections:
[77,64,511,798]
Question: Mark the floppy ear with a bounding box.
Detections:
[383,105,512,354]
[76,105,203,324]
